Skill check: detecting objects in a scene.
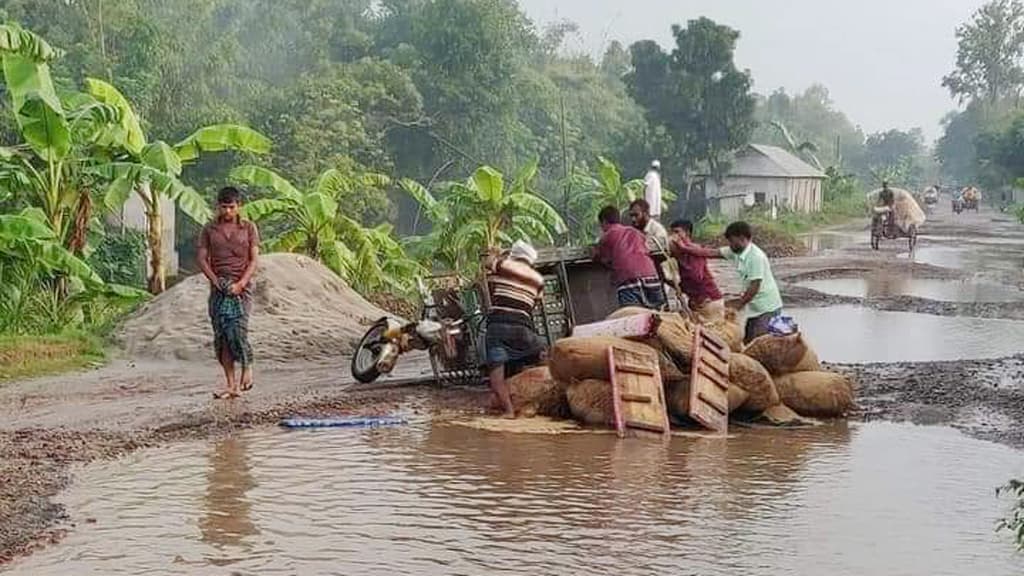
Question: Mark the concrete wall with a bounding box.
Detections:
[706,176,822,216]
[119,193,178,276]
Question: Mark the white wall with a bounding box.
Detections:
[708,176,822,215]
[120,193,178,276]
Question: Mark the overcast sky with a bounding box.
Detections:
[518,0,987,143]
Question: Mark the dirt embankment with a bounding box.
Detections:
[115,253,396,362]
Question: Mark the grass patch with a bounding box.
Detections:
[693,194,868,257]
[0,332,105,383]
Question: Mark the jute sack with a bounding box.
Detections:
[605,308,694,375]
[566,378,615,426]
[654,312,695,366]
[606,306,652,320]
[500,366,570,418]
[727,385,750,413]
[704,317,743,353]
[728,353,780,412]
[744,333,820,376]
[666,377,748,417]
[774,371,855,418]
[665,377,690,420]
[751,403,815,427]
[549,336,687,384]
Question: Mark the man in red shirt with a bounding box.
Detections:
[668,219,725,323]
[197,186,260,399]
[594,205,665,309]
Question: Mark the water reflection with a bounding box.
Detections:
[911,245,1024,276]
[790,305,1024,363]
[199,437,258,563]
[7,421,1022,576]
[800,232,860,254]
[798,276,1024,302]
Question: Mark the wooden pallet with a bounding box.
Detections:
[607,345,670,438]
[688,325,731,434]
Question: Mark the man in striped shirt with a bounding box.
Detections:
[484,240,546,418]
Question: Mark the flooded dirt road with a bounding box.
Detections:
[789,305,1024,363]
[2,201,1024,569]
[6,420,1022,576]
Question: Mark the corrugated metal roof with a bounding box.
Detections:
[700,144,826,179]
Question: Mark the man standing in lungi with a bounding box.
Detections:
[197,186,260,399]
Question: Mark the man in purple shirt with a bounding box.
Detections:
[593,205,665,309]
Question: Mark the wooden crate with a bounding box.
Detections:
[608,345,670,438]
[688,326,730,433]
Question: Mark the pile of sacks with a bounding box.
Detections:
[502,307,855,427]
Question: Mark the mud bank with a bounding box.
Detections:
[839,355,1024,447]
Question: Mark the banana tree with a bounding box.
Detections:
[231,164,422,294]
[0,207,145,333]
[400,162,566,275]
[769,121,823,170]
[96,80,271,293]
[0,23,107,249]
[564,156,675,244]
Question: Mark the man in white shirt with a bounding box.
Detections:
[644,159,662,219]
[628,199,668,254]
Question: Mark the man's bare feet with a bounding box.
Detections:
[212,389,239,399]
[240,368,254,392]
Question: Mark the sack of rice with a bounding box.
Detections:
[607,306,653,320]
[664,377,690,419]
[549,336,685,384]
[666,377,747,417]
[654,312,695,366]
[727,385,750,413]
[751,404,816,427]
[792,344,822,373]
[500,366,570,418]
[773,371,855,418]
[704,318,743,353]
[566,378,615,426]
[728,353,779,412]
[744,333,818,376]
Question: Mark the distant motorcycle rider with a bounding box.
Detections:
[875,181,896,230]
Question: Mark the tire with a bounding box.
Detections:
[351,319,389,383]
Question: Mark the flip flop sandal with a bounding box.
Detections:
[212,390,239,399]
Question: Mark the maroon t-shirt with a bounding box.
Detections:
[670,237,723,305]
[198,219,259,281]
[596,223,658,285]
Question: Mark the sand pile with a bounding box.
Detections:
[116,253,396,362]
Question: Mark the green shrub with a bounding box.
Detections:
[88,228,147,288]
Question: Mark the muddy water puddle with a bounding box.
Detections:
[799,231,861,253]
[797,277,1024,302]
[908,246,1024,276]
[7,421,1023,576]
[790,305,1024,363]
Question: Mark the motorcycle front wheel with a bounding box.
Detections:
[351,319,389,383]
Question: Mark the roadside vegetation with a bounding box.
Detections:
[694,169,868,253]
[998,479,1024,550]
[0,0,1006,378]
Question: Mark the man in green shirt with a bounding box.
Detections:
[670,221,783,343]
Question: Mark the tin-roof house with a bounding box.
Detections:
[701,144,826,217]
